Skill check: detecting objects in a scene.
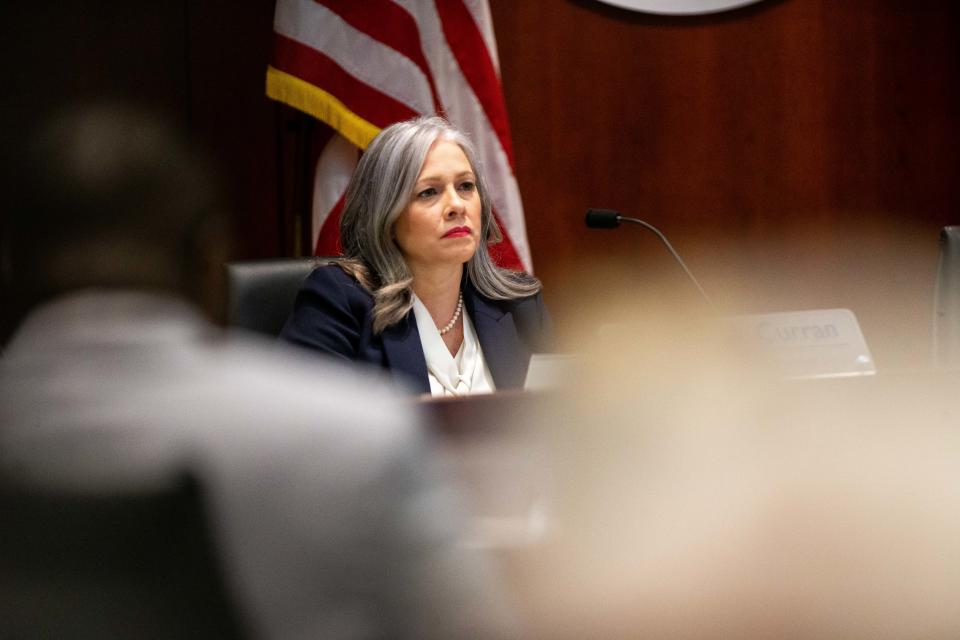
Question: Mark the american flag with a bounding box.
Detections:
[266,0,531,272]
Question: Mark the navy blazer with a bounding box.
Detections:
[280,265,552,394]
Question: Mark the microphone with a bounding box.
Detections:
[584,208,716,311]
[584,208,620,229]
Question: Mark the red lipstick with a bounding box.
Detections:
[443,226,471,239]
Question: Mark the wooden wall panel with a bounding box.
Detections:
[185,0,281,259]
[490,0,960,368]
[0,1,280,339]
[0,0,281,261]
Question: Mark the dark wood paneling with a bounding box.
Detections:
[185,0,282,259]
[490,0,960,368]
[0,1,281,260]
[0,1,281,340]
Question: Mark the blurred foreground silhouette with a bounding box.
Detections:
[510,282,960,639]
[0,103,515,640]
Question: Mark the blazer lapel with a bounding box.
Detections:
[381,313,431,395]
[466,288,529,390]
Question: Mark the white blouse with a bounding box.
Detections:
[411,294,496,397]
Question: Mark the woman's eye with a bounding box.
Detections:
[458,181,476,192]
[417,187,437,199]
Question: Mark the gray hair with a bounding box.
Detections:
[338,115,540,334]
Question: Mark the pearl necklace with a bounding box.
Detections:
[438,291,464,335]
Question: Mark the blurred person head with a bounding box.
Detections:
[3,102,227,329]
[517,293,960,639]
[336,115,539,333]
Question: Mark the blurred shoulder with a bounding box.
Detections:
[198,333,419,451]
[305,262,363,288]
[301,263,374,302]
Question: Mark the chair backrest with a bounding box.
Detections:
[933,226,960,367]
[0,475,245,639]
[224,258,320,336]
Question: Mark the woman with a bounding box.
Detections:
[280,116,551,396]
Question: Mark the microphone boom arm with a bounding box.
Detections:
[584,208,716,312]
[617,216,715,311]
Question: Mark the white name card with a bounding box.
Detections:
[725,308,876,379]
[525,354,580,391]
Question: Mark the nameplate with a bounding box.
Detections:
[525,354,579,391]
[725,308,876,379]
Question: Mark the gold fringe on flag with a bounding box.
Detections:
[266,66,381,150]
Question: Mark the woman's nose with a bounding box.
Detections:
[444,187,466,217]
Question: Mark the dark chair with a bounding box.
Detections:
[224,258,321,336]
[933,226,960,367]
[0,475,245,639]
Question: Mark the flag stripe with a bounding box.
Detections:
[272,34,418,135]
[312,133,358,250]
[317,0,443,115]
[434,0,516,168]
[276,0,434,116]
[461,0,501,72]
[314,191,346,257]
